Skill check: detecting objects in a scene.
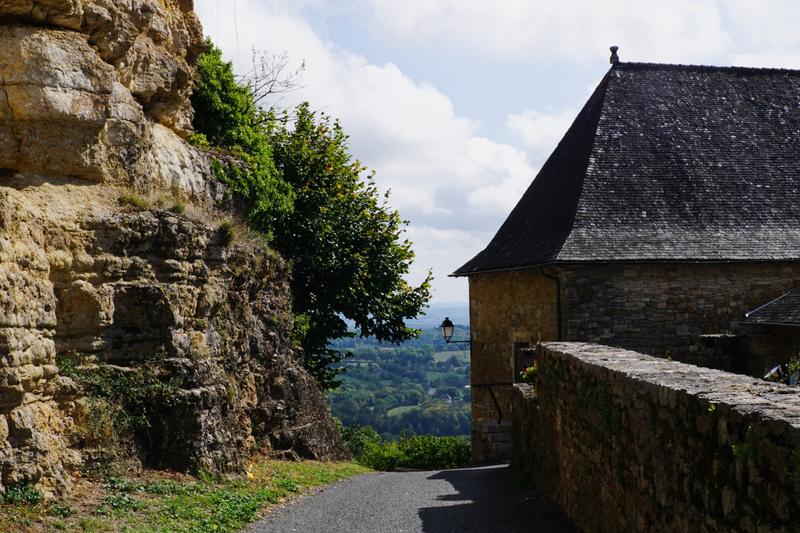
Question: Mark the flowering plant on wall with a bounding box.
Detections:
[520,363,538,383]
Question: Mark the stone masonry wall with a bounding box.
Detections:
[467,270,557,463]
[559,262,800,361]
[468,262,800,463]
[513,342,800,532]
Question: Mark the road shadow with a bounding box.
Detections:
[417,465,577,533]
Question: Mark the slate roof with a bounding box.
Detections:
[454,62,800,276]
[744,290,800,326]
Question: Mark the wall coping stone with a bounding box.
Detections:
[541,342,800,430]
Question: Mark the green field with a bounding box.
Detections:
[432,350,469,363]
[387,405,419,417]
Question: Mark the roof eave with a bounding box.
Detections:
[450,257,800,277]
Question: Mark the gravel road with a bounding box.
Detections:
[249,464,576,533]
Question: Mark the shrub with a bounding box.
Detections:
[358,440,405,471]
[3,483,43,505]
[170,201,186,215]
[342,424,470,471]
[396,435,470,470]
[340,424,382,458]
[192,41,293,240]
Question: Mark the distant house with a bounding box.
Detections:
[454,53,800,463]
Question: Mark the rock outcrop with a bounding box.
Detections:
[0,0,214,194]
[0,1,346,499]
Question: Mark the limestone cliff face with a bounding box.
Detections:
[0,1,346,499]
[0,0,213,192]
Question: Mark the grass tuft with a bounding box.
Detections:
[218,221,236,247]
[117,193,148,210]
[170,201,187,215]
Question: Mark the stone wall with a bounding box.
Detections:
[559,262,800,361]
[513,342,800,532]
[467,262,800,463]
[467,270,557,463]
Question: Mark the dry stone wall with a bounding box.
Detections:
[513,342,800,532]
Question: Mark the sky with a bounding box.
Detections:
[195,0,800,304]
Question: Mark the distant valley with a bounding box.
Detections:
[328,324,472,439]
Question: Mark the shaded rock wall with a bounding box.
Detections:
[55,209,347,473]
[513,342,800,532]
[0,177,347,499]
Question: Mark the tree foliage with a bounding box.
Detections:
[190,40,293,235]
[266,103,432,387]
[191,42,432,388]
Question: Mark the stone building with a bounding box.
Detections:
[454,55,800,463]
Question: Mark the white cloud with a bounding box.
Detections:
[194,0,546,300]
[353,0,800,69]
[404,225,491,301]
[196,1,534,217]
[464,138,534,213]
[355,0,729,65]
[719,1,800,52]
[507,108,577,161]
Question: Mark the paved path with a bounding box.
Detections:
[249,464,576,533]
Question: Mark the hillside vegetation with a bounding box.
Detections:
[329,327,471,439]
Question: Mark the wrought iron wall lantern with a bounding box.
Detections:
[439,317,471,346]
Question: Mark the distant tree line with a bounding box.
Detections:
[328,328,471,439]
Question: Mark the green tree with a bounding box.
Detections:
[267,103,432,388]
[191,40,293,235]
[191,42,431,388]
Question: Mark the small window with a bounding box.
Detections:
[514,342,535,382]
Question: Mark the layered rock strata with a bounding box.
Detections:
[0,0,215,195]
[0,1,346,498]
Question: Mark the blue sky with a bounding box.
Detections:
[195,0,800,303]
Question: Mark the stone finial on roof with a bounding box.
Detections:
[610,46,620,64]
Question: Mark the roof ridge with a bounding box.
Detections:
[614,61,800,75]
